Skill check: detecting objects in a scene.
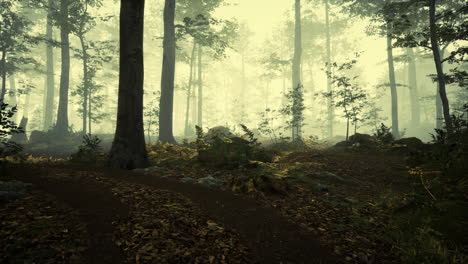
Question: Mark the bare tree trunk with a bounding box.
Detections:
[184,41,196,137]
[429,0,452,135]
[291,0,302,141]
[435,48,446,129]
[386,21,400,139]
[55,0,70,137]
[43,0,55,131]
[197,44,203,127]
[407,48,420,127]
[8,75,17,106]
[0,48,6,103]
[79,34,88,134]
[325,0,333,138]
[158,0,177,144]
[108,0,149,169]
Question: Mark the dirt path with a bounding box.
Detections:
[15,165,336,264]
[17,168,129,264]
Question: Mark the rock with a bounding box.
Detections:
[314,184,329,192]
[0,181,32,200]
[309,171,345,182]
[29,130,49,144]
[206,126,233,140]
[393,137,426,151]
[134,166,167,173]
[197,176,225,187]
[180,177,196,184]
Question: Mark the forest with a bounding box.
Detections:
[0,0,467,263]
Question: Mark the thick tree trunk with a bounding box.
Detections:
[184,41,196,137]
[0,49,6,103]
[197,44,203,127]
[55,0,70,137]
[325,0,333,138]
[108,0,149,169]
[43,0,55,131]
[429,0,452,135]
[407,48,420,127]
[291,0,302,141]
[158,0,177,144]
[386,22,400,139]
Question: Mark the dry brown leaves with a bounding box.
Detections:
[0,190,87,264]
[89,176,254,264]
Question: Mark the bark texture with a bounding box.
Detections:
[108,0,149,169]
[55,0,70,137]
[158,0,177,144]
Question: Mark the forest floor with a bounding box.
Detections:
[0,146,457,264]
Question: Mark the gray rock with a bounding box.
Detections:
[134,166,167,173]
[197,176,226,187]
[180,177,196,184]
[0,181,32,200]
[309,171,345,182]
[314,183,329,192]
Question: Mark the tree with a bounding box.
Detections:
[325,0,334,138]
[108,0,149,169]
[406,47,421,126]
[43,0,55,131]
[291,0,303,141]
[159,0,177,144]
[71,0,113,135]
[324,60,367,141]
[54,0,71,137]
[0,2,32,104]
[391,0,467,136]
[338,0,402,138]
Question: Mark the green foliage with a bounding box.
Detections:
[71,134,102,163]
[257,108,287,144]
[281,84,305,141]
[144,92,160,143]
[0,103,23,159]
[323,57,367,139]
[373,123,394,144]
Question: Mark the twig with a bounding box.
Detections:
[419,171,437,201]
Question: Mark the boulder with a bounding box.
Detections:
[205,126,233,141]
[393,137,426,151]
[197,176,225,187]
[29,130,49,144]
[180,177,196,184]
[314,183,330,193]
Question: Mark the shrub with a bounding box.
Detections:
[71,134,102,163]
[373,123,394,144]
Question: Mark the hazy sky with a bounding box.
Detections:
[216,0,291,40]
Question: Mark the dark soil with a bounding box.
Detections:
[12,164,336,264]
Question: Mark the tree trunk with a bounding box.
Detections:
[429,0,452,135]
[184,40,196,137]
[325,0,333,138]
[158,0,177,144]
[108,0,149,169]
[291,0,302,141]
[406,48,420,127]
[346,117,349,141]
[55,0,70,137]
[386,22,400,139]
[79,34,88,134]
[43,0,55,131]
[8,74,17,105]
[197,44,203,127]
[435,48,445,129]
[0,49,6,103]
